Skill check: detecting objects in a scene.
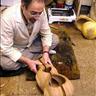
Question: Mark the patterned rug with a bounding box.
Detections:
[50,24,80,80]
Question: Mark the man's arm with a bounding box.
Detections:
[40,8,52,47]
[40,9,52,64]
[1,13,41,72]
[18,55,41,72]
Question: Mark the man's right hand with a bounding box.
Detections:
[27,59,42,73]
[19,55,42,73]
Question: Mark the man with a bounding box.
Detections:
[0,0,59,75]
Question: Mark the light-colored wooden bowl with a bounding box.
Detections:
[44,74,74,96]
[75,15,95,31]
[36,59,74,96]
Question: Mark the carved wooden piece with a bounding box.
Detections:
[36,58,74,96]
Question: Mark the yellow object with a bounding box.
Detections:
[82,21,96,39]
[75,15,96,39]
[75,15,95,31]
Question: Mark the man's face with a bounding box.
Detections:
[22,1,45,23]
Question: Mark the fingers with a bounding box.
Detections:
[44,58,52,65]
[30,65,37,73]
[39,57,52,65]
[35,60,42,65]
[28,60,41,73]
[32,60,42,73]
[32,69,37,73]
[47,59,52,64]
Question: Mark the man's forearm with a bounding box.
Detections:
[18,55,42,72]
[18,55,31,66]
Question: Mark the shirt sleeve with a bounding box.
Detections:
[1,16,22,62]
[40,8,52,47]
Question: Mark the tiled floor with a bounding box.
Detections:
[0,23,96,96]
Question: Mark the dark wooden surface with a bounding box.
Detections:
[50,23,80,80]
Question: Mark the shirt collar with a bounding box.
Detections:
[15,3,24,23]
[21,8,28,25]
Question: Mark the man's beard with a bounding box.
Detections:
[29,18,37,23]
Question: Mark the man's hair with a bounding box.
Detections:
[22,0,45,8]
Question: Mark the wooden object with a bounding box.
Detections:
[75,15,96,39]
[36,58,74,96]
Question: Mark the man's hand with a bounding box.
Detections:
[19,56,42,73]
[42,45,52,65]
[27,60,42,73]
[42,52,52,65]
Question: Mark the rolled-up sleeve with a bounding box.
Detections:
[40,9,52,47]
[0,17,22,62]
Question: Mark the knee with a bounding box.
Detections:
[52,33,59,48]
[1,56,21,70]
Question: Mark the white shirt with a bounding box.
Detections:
[0,3,52,62]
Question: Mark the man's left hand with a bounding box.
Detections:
[42,52,52,65]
